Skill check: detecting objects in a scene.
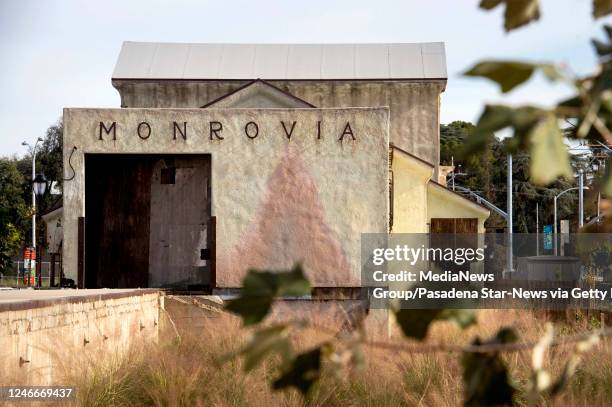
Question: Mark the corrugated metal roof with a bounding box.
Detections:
[112,42,447,80]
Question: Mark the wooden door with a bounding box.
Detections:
[148,156,211,289]
[84,154,212,289]
[430,218,478,233]
[85,155,153,288]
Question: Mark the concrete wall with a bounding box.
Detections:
[63,108,389,287]
[427,182,490,233]
[112,79,444,169]
[0,289,159,385]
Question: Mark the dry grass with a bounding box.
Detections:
[55,307,611,407]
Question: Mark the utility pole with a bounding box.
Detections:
[31,146,37,249]
[451,156,455,191]
[578,169,584,228]
[507,154,513,273]
[536,202,539,256]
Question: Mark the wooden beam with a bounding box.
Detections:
[77,216,85,288]
[208,216,216,289]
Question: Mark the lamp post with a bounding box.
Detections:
[507,154,513,273]
[32,173,48,288]
[578,169,584,228]
[553,185,588,256]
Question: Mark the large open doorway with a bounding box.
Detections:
[84,154,212,289]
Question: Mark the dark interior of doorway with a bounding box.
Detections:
[84,154,212,290]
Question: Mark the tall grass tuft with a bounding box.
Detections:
[54,308,611,407]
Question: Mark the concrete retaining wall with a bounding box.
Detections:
[0,289,159,385]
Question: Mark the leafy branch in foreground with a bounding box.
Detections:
[462,24,612,231]
[462,328,518,406]
[479,0,611,32]
[221,266,606,405]
[225,263,310,326]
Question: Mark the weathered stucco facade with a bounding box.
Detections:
[56,41,489,291]
[113,80,445,169]
[63,108,389,287]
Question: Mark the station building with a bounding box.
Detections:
[61,42,489,290]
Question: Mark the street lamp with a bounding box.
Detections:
[32,172,48,288]
[22,138,43,287]
[553,185,589,255]
[22,137,43,250]
[33,173,48,197]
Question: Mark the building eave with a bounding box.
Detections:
[390,143,435,170]
[428,180,490,215]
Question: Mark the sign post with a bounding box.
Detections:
[543,225,553,251]
[23,247,36,286]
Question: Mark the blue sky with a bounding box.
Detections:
[0,0,609,156]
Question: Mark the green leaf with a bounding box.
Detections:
[473,105,517,135]
[504,0,540,31]
[462,352,514,406]
[493,327,519,344]
[479,0,540,31]
[465,61,536,93]
[394,309,442,340]
[273,347,322,395]
[528,114,573,185]
[225,263,311,326]
[465,61,565,93]
[479,0,503,10]
[594,0,612,18]
[394,308,476,341]
[439,309,478,329]
[461,104,543,158]
[461,328,518,406]
[242,325,293,372]
[225,293,275,326]
[538,64,565,82]
[592,38,612,57]
[459,105,513,157]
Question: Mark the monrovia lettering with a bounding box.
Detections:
[97,120,356,142]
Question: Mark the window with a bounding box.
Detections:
[160,167,176,184]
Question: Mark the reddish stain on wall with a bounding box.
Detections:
[219,147,356,287]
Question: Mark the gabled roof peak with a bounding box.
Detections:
[202,79,315,109]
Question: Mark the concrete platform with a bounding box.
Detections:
[0,288,159,310]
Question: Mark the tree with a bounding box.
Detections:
[38,121,64,194]
[441,121,589,232]
[14,120,63,249]
[0,159,27,272]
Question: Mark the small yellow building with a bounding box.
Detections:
[391,144,489,235]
